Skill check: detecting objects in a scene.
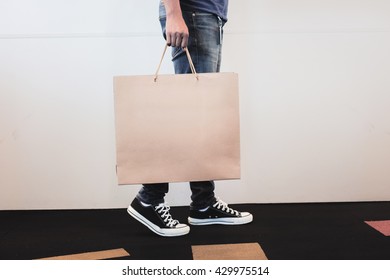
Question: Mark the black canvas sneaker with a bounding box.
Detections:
[188,198,253,225]
[127,198,190,237]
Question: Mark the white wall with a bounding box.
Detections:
[1,0,390,210]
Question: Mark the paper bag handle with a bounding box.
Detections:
[154,44,199,82]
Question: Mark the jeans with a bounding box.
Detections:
[136,7,226,210]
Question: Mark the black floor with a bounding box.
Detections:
[0,202,389,260]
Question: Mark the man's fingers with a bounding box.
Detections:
[166,31,189,48]
[181,34,189,49]
[175,33,182,48]
[166,33,172,46]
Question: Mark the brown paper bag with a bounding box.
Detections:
[114,46,240,185]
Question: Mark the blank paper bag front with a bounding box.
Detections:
[114,72,240,185]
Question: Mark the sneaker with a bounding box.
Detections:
[188,198,253,225]
[127,198,190,237]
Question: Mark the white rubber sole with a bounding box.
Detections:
[127,206,190,237]
[188,212,253,226]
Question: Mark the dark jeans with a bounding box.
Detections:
[136,6,226,210]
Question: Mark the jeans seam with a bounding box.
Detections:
[191,12,199,70]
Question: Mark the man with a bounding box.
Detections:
[127,0,253,237]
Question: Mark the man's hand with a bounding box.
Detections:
[166,14,189,48]
[163,0,189,48]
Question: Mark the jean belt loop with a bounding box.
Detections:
[217,16,223,45]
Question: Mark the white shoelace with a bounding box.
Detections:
[213,198,240,216]
[155,204,179,228]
